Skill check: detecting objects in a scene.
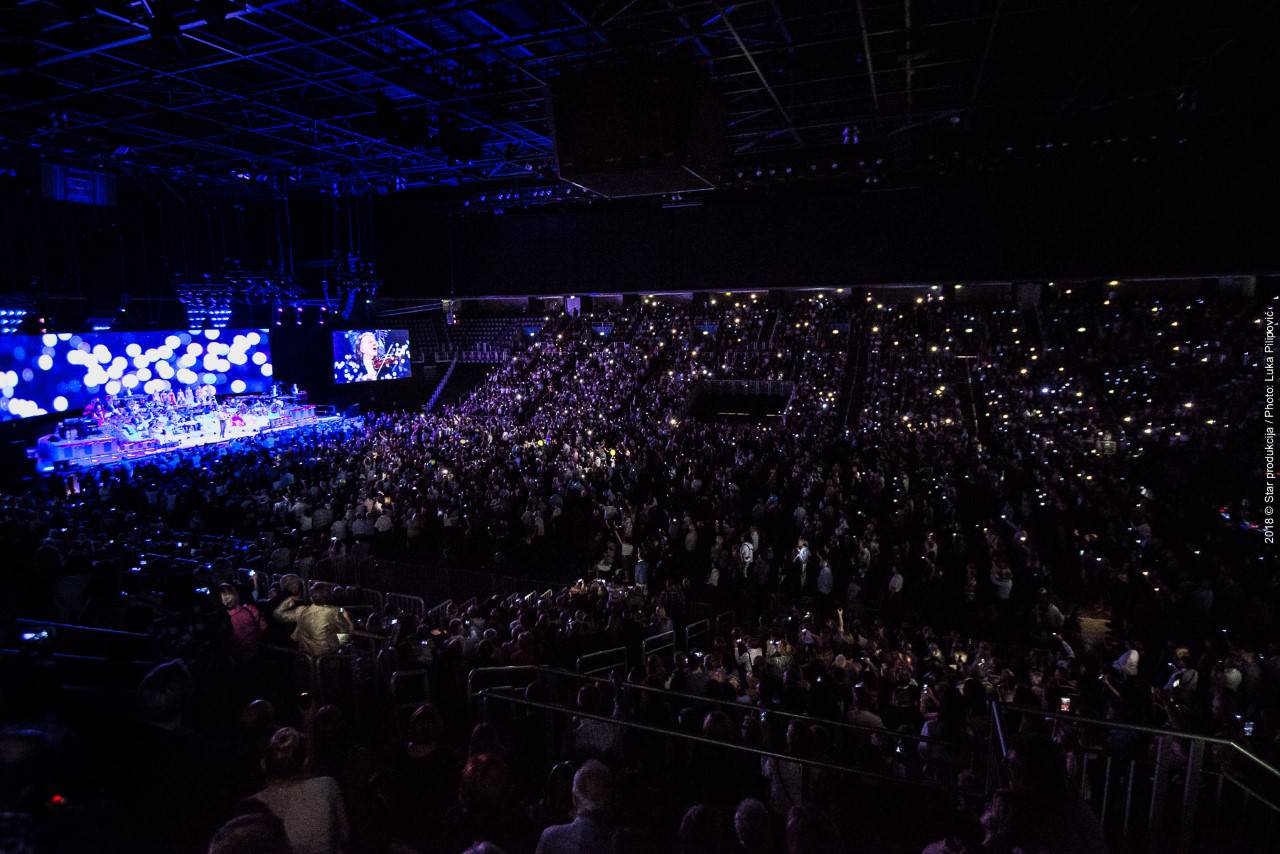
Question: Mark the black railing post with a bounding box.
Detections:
[1180,740,1206,854]
[1150,735,1171,834]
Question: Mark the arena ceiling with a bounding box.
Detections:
[0,1,1274,196]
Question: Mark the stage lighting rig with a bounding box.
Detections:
[319,254,381,320]
[175,269,302,328]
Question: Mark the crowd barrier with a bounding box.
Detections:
[990,702,1280,854]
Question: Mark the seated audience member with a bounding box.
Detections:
[922,811,986,854]
[535,759,617,854]
[113,659,229,853]
[734,798,774,854]
[440,753,532,854]
[785,804,841,854]
[391,703,459,840]
[527,761,577,832]
[982,736,1107,854]
[230,699,279,799]
[251,727,349,854]
[462,845,508,854]
[678,803,733,854]
[207,808,294,854]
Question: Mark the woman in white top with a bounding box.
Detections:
[252,727,349,854]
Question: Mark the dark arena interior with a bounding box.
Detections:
[2,2,1280,853]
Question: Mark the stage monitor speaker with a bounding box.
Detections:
[547,62,723,199]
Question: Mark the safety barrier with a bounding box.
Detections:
[424,597,453,624]
[471,684,962,850]
[576,646,628,676]
[642,629,676,664]
[466,665,544,710]
[991,702,1280,854]
[15,618,155,662]
[389,592,428,622]
[684,618,710,652]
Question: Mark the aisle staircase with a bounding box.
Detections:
[424,357,457,412]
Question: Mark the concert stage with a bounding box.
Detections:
[28,395,340,473]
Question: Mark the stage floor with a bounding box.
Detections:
[32,413,346,473]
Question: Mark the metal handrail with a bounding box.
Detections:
[997,702,1280,781]
[576,646,628,676]
[0,648,155,668]
[466,665,541,702]
[1220,770,1280,814]
[16,618,150,640]
[474,665,962,747]
[996,700,1280,854]
[990,699,1009,759]
[684,618,710,649]
[474,687,958,794]
[642,629,675,660]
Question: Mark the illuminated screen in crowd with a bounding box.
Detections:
[332,330,412,384]
[0,329,273,421]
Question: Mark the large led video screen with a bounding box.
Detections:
[0,329,273,421]
[332,330,411,384]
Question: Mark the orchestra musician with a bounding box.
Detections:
[50,379,313,456]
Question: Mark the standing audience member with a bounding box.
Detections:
[220,583,268,663]
[272,584,354,657]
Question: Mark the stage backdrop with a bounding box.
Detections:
[0,328,273,421]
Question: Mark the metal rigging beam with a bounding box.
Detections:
[714,1,802,145]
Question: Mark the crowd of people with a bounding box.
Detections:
[0,284,1275,853]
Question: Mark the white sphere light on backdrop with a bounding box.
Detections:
[2,327,273,424]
